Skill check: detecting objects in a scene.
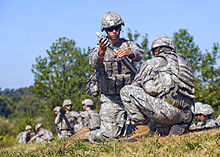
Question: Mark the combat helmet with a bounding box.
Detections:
[25,125,32,131]
[151,35,176,52]
[191,102,213,116]
[35,123,42,131]
[101,12,125,31]
[82,99,94,106]
[53,106,61,112]
[63,99,72,107]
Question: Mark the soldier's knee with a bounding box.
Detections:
[120,85,133,100]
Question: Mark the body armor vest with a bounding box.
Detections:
[83,110,101,130]
[61,111,77,130]
[96,38,135,95]
[152,53,194,108]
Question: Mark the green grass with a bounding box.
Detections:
[0,128,219,157]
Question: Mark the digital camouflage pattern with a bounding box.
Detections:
[151,35,176,51]
[25,125,32,131]
[89,38,143,95]
[190,119,219,130]
[63,99,72,107]
[190,102,219,130]
[80,110,101,130]
[88,94,126,143]
[29,128,53,143]
[17,131,31,144]
[120,36,194,135]
[35,123,42,131]
[54,110,80,139]
[101,12,125,31]
[120,85,192,135]
[88,35,143,142]
[191,102,213,115]
[82,99,94,106]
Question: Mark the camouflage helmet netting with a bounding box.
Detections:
[191,102,213,115]
[101,12,125,31]
[82,99,94,106]
[151,35,176,51]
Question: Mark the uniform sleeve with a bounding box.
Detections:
[29,133,40,142]
[127,41,144,62]
[79,111,89,118]
[132,60,151,87]
[17,132,27,144]
[54,113,61,125]
[89,45,104,68]
[29,130,44,142]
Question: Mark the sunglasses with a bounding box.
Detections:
[106,25,121,32]
[195,114,203,117]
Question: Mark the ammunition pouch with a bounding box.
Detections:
[97,73,133,95]
[86,71,100,97]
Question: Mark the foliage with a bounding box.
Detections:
[126,28,152,68]
[196,43,220,116]
[173,29,202,74]
[31,37,95,111]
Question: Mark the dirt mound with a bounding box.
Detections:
[119,125,150,142]
[65,127,90,147]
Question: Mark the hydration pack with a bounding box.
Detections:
[153,53,194,107]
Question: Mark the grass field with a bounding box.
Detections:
[0,128,219,157]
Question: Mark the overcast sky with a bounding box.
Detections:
[0,0,219,89]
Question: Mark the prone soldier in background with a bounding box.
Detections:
[28,123,54,143]
[54,99,81,139]
[79,99,101,131]
[17,125,34,144]
[190,102,219,130]
[88,11,143,143]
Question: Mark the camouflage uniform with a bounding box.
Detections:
[216,115,220,124]
[17,125,32,144]
[53,106,62,139]
[120,35,194,136]
[190,102,219,129]
[88,12,143,142]
[80,99,101,130]
[55,100,81,139]
[29,124,54,143]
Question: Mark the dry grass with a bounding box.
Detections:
[0,128,219,157]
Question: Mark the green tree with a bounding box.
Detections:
[173,29,203,101]
[126,29,151,68]
[31,37,94,111]
[173,29,202,74]
[197,43,220,116]
[0,96,12,117]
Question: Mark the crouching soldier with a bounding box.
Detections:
[29,123,54,143]
[54,99,80,139]
[120,35,194,136]
[17,125,34,144]
[64,99,101,144]
[190,102,219,130]
[80,99,101,131]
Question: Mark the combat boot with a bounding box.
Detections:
[118,125,151,142]
[169,124,188,135]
